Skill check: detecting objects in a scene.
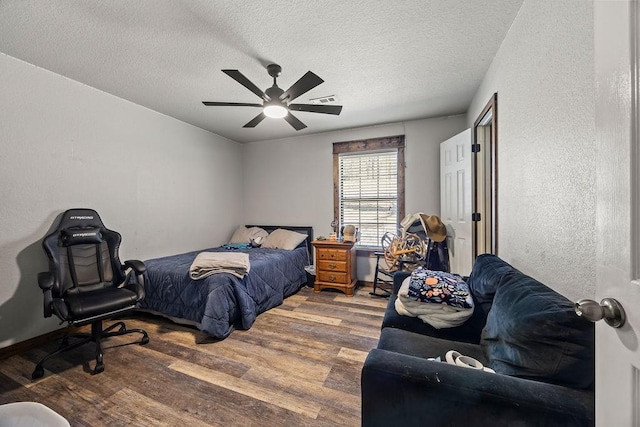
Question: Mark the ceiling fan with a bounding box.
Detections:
[202,63,342,131]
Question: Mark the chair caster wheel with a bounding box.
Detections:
[94,363,105,374]
[32,366,44,380]
[140,335,149,345]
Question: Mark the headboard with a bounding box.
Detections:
[246,225,314,263]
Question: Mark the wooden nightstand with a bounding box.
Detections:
[312,240,358,296]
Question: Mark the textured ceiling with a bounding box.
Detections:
[0,0,523,143]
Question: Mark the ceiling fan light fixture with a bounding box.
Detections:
[263,102,288,118]
[203,64,342,130]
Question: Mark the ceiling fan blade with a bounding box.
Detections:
[283,112,307,131]
[243,112,267,128]
[222,69,268,101]
[202,101,263,107]
[280,71,324,102]
[288,103,343,115]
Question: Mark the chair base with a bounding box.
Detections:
[32,319,148,379]
[372,251,397,298]
[369,288,392,298]
[370,267,392,297]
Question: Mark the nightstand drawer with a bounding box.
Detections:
[317,249,348,261]
[318,260,347,272]
[317,271,348,284]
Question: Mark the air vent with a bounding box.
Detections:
[308,95,339,104]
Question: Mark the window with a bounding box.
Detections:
[333,136,405,247]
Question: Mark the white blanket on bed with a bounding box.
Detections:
[189,252,250,280]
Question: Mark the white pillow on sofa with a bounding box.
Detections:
[261,228,307,250]
[229,226,268,244]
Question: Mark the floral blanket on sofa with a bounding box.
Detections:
[395,267,474,329]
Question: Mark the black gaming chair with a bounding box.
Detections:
[32,208,149,379]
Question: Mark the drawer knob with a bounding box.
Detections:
[328,263,337,269]
[328,275,336,282]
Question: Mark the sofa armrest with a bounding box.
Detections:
[361,349,594,427]
[392,271,410,294]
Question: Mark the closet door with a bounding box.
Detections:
[440,129,472,276]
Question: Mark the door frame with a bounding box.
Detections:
[472,93,498,258]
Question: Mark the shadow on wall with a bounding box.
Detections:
[0,212,64,347]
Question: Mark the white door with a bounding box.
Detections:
[594,1,640,424]
[440,129,472,276]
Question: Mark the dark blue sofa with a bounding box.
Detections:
[361,254,595,426]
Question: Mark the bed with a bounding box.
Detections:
[138,225,313,339]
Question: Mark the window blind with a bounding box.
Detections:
[339,150,398,246]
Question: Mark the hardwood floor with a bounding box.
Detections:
[0,284,387,426]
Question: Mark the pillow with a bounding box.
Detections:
[395,268,474,329]
[61,227,103,246]
[480,271,595,389]
[229,226,249,243]
[467,254,518,305]
[229,226,268,244]
[247,227,268,245]
[261,228,308,250]
[404,268,473,309]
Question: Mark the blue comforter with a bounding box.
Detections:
[139,246,308,339]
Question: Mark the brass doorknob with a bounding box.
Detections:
[575,298,626,328]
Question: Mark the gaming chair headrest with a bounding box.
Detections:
[44,208,121,254]
[56,208,106,232]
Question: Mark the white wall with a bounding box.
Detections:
[0,53,243,348]
[242,116,467,281]
[467,0,595,301]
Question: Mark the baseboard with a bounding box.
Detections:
[0,327,76,360]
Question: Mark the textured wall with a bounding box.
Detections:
[0,54,243,348]
[467,0,595,301]
[241,115,467,281]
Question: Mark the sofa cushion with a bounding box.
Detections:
[378,327,488,365]
[481,271,595,389]
[382,293,486,344]
[467,254,518,308]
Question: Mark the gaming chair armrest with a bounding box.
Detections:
[38,272,54,290]
[37,272,54,318]
[123,260,146,302]
[124,260,146,274]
